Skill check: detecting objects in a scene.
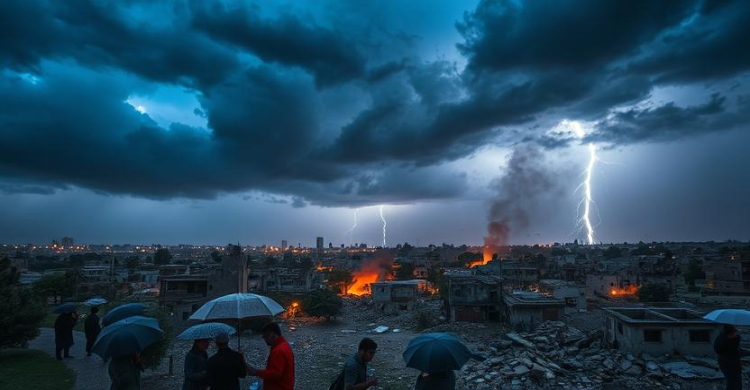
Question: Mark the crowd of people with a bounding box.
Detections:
[53,308,746,390]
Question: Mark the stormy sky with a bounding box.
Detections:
[1,0,748,246]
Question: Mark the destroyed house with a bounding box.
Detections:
[445,275,503,322]
[603,308,722,357]
[159,274,209,321]
[503,291,565,331]
[372,280,419,314]
[539,279,586,313]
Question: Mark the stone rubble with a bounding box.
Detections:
[456,321,726,390]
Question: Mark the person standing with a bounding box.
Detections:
[248,322,295,390]
[206,332,248,390]
[109,352,143,390]
[183,338,210,390]
[343,338,378,390]
[415,370,455,390]
[84,306,101,357]
[54,310,78,360]
[715,324,745,390]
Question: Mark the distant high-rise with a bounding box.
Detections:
[281,240,288,250]
[316,237,324,250]
[61,237,74,248]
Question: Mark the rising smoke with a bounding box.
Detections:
[484,144,560,260]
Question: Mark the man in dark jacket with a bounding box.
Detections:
[183,338,210,390]
[415,370,456,390]
[715,324,744,390]
[343,338,378,390]
[84,306,101,357]
[206,332,248,390]
[54,310,78,360]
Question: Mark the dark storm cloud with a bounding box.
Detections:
[0,1,239,89]
[191,1,367,87]
[1,0,749,207]
[589,93,750,145]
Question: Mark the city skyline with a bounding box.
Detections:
[1,0,749,246]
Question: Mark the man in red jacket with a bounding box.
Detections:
[249,322,295,390]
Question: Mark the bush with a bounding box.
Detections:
[0,258,46,349]
[638,283,672,303]
[139,306,172,370]
[301,289,342,321]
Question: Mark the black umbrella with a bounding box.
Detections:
[53,302,78,314]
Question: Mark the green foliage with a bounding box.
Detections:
[139,306,172,370]
[263,256,278,266]
[301,288,342,321]
[34,273,73,304]
[604,246,622,259]
[300,257,313,270]
[684,257,705,287]
[395,262,415,280]
[638,283,672,303]
[210,251,222,263]
[328,269,353,294]
[0,258,46,349]
[153,248,173,265]
[124,256,140,270]
[457,251,481,266]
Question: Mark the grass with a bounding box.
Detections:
[0,349,76,390]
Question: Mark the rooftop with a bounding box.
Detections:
[603,307,718,325]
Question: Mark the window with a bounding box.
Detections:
[644,330,662,343]
[689,330,711,343]
[617,322,623,335]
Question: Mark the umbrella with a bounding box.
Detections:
[189,293,285,347]
[178,323,237,340]
[91,316,163,360]
[102,303,146,326]
[704,309,750,326]
[84,297,108,306]
[403,333,485,373]
[53,302,78,314]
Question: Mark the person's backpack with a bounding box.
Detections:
[328,369,345,390]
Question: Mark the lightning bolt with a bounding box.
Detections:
[566,120,599,245]
[582,143,597,245]
[344,209,359,245]
[379,205,387,247]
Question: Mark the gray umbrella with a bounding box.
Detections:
[102,303,146,326]
[178,323,237,340]
[92,316,163,360]
[189,293,285,347]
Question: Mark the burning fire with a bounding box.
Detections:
[609,285,638,297]
[345,257,394,296]
[316,264,332,271]
[287,301,301,317]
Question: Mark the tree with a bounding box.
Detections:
[457,251,481,266]
[139,306,173,369]
[604,246,622,259]
[125,256,140,271]
[638,283,672,303]
[684,257,705,288]
[0,257,46,349]
[300,257,313,270]
[301,288,343,321]
[210,251,222,263]
[396,262,415,280]
[153,248,173,265]
[263,256,278,267]
[328,269,353,294]
[34,273,72,304]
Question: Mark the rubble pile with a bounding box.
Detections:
[457,321,723,390]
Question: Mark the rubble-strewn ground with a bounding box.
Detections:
[142,299,736,390]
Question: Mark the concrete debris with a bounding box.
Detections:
[457,320,728,390]
[372,325,389,333]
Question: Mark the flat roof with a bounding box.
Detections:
[503,291,564,306]
[603,307,720,325]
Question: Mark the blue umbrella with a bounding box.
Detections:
[704,309,750,326]
[92,316,163,360]
[403,333,485,373]
[53,302,78,314]
[102,303,146,326]
[84,297,108,306]
[178,323,236,340]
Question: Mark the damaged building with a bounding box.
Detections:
[603,307,723,356]
[503,290,566,331]
[445,274,504,322]
[371,280,420,314]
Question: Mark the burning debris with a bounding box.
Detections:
[609,285,639,297]
[346,255,394,296]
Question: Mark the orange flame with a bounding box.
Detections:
[347,271,383,296]
[609,285,638,297]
